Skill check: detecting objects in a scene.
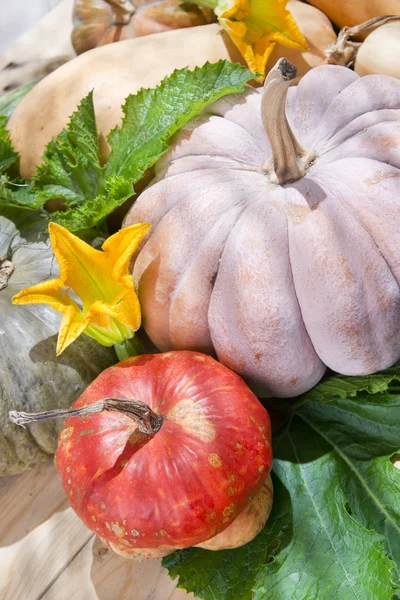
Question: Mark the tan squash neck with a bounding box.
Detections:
[261,58,314,185]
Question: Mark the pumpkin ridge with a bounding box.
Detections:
[317,110,400,157]
[284,198,321,361]
[168,174,266,345]
[316,75,400,147]
[313,159,400,287]
[208,191,325,396]
[287,179,400,374]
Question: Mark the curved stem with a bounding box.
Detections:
[9,397,163,435]
[261,58,313,184]
[114,336,144,361]
[325,15,400,67]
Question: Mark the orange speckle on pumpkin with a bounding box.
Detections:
[223,503,236,522]
[100,502,106,510]
[91,515,96,522]
[258,490,271,508]
[131,529,140,537]
[208,453,222,467]
[111,522,125,537]
[60,426,74,441]
[228,487,236,497]
[230,474,237,481]
[259,465,265,473]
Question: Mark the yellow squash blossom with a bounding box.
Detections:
[194,0,307,79]
[12,222,150,355]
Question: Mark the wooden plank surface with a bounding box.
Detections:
[0,460,194,600]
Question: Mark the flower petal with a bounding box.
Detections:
[89,286,142,332]
[12,278,80,313]
[49,223,116,305]
[102,222,151,282]
[218,0,307,78]
[57,307,88,355]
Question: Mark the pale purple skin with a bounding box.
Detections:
[124,65,400,397]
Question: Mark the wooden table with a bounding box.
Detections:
[0,460,194,600]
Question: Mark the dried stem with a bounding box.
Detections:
[9,398,163,435]
[261,58,314,184]
[325,15,400,67]
[107,0,136,24]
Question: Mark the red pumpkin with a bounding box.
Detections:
[54,351,272,555]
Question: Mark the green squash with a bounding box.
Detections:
[0,206,115,475]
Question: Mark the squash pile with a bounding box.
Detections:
[2,0,400,583]
[123,58,400,396]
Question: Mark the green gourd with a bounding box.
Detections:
[0,206,115,475]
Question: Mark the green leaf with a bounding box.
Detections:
[164,367,400,600]
[0,115,18,174]
[50,175,133,232]
[105,60,254,182]
[0,180,42,210]
[0,81,37,119]
[33,91,103,208]
[31,61,253,233]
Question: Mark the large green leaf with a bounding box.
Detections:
[26,60,252,232]
[164,367,400,600]
[0,115,18,174]
[33,91,103,208]
[105,60,256,182]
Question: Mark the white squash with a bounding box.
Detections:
[355,21,400,77]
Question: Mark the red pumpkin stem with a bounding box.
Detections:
[9,398,164,435]
[261,58,314,185]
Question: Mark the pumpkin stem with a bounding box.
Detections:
[0,257,14,291]
[261,58,314,184]
[325,15,400,67]
[107,0,136,25]
[9,398,163,435]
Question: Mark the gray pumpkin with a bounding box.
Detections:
[0,206,115,475]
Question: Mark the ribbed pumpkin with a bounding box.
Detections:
[0,206,115,475]
[71,0,216,55]
[51,351,273,557]
[123,59,400,397]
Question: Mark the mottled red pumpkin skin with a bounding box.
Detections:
[55,351,272,552]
